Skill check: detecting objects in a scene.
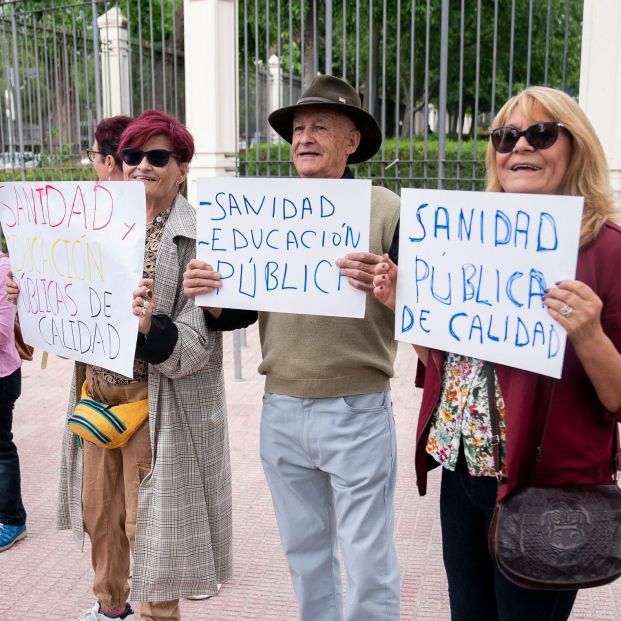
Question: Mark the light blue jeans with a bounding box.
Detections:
[260,391,400,621]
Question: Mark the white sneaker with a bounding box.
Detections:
[185,583,221,600]
[74,602,135,621]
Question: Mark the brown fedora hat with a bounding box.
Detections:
[268,74,382,164]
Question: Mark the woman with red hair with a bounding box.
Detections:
[55,110,232,620]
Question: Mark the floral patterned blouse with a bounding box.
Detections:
[426,353,507,477]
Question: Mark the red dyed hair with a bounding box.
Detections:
[95,115,133,169]
[117,109,195,163]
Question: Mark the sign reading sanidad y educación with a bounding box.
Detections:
[396,189,583,378]
[0,181,146,377]
[195,177,371,318]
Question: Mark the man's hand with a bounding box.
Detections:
[336,252,383,294]
[183,259,223,318]
[183,259,222,299]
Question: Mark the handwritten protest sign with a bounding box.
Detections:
[0,181,146,377]
[195,177,371,317]
[396,189,583,378]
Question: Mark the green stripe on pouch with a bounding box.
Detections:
[68,415,111,444]
[78,399,127,433]
[83,399,128,432]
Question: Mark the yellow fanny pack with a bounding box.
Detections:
[68,382,149,449]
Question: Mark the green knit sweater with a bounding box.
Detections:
[258,185,400,398]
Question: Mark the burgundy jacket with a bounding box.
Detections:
[414,221,621,501]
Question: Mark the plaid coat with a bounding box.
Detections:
[56,194,233,601]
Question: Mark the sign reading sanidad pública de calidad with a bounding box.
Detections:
[396,189,583,378]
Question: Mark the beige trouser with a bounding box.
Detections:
[81,371,180,621]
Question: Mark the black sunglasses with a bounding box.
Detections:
[121,148,180,167]
[489,121,567,154]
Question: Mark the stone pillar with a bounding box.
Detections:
[579,0,621,210]
[184,0,237,207]
[97,7,131,118]
[268,54,282,144]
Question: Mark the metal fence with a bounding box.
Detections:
[238,0,584,192]
[0,0,584,190]
[0,0,586,379]
[0,0,183,182]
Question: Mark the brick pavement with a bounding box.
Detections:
[1,325,620,620]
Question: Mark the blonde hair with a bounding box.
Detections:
[485,86,618,246]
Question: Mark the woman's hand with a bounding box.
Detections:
[373,254,398,311]
[544,280,603,345]
[372,255,429,364]
[545,279,621,412]
[6,271,19,304]
[132,278,154,335]
[335,252,383,293]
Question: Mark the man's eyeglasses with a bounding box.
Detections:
[121,148,179,167]
[489,121,567,154]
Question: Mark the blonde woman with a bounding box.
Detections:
[374,86,621,621]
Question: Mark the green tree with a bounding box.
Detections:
[240,0,583,139]
[1,0,182,162]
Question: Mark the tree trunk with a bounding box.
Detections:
[303,2,315,89]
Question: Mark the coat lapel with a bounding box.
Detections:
[153,194,195,318]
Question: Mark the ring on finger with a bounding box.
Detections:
[142,298,150,309]
[559,304,573,318]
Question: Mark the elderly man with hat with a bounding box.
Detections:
[184,74,401,620]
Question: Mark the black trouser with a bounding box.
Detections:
[0,368,26,526]
[440,448,577,621]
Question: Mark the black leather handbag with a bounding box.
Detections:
[485,364,621,590]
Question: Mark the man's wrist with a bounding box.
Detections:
[203,307,223,320]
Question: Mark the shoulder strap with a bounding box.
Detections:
[485,362,503,482]
[615,426,621,478]
[485,362,555,485]
[487,362,621,485]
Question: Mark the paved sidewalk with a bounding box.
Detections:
[1,325,620,620]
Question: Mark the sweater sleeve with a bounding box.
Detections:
[149,235,222,380]
[594,224,621,420]
[414,358,426,388]
[388,220,399,265]
[135,314,178,364]
[203,308,259,332]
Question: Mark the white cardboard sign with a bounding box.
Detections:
[195,177,371,317]
[396,189,583,378]
[0,181,146,377]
